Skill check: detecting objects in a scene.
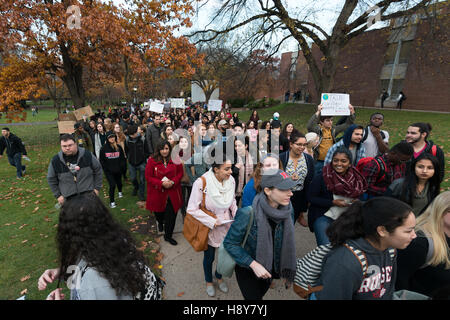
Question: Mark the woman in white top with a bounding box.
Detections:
[186,154,238,297]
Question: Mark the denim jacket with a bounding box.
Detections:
[223,205,295,273]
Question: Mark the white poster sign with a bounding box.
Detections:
[170,98,186,109]
[149,101,164,113]
[320,93,350,116]
[208,99,222,111]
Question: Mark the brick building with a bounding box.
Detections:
[258,8,449,112]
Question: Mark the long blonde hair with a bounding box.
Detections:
[415,191,450,269]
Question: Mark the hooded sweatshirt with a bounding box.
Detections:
[316,237,397,300]
[324,124,366,166]
[99,143,126,174]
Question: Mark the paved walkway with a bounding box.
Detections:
[159,212,316,300]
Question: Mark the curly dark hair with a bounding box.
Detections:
[57,193,147,297]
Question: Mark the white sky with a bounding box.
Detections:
[110,0,396,54]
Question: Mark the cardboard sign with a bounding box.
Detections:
[170,98,186,109]
[73,106,94,120]
[208,99,222,111]
[149,101,164,113]
[320,93,350,116]
[58,113,77,121]
[57,121,76,134]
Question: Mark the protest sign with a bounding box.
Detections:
[73,106,94,120]
[58,113,77,121]
[170,98,186,109]
[320,93,350,116]
[150,101,164,113]
[57,121,76,134]
[208,99,222,111]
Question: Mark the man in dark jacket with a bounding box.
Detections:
[73,122,94,153]
[0,127,28,179]
[405,122,445,182]
[47,134,102,206]
[145,114,163,154]
[125,125,150,201]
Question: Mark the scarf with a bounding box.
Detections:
[322,163,368,199]
[204,169,235,209]
[252,192,296,283]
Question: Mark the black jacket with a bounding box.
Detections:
[306,174,334,232]
[405,140,445,183]
[0,133,27,157]
[125,135,150,166]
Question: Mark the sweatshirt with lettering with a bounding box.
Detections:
[99,143,126,174]
[316,237,397,300]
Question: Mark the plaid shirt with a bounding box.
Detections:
[360,154,406,196]
[324,140,366,166]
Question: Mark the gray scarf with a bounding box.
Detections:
[252,192,296,283]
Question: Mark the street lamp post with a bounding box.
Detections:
[133,87,137,105]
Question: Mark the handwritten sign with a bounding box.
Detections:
[208,99,222,111]
[58,113,77,121]
[170,98,186,109]
[320,93,350,116]
[73,106,94,120]
[149,101,164,114]
[57,121,76,134]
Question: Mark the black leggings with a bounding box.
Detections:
[235,265,272,300]
[154,199,177,239]
[104,171,123,203]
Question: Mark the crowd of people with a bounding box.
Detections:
[3,101,447,300]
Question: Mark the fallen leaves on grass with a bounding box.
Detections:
[20,275,31,282]
[20,289,28,295]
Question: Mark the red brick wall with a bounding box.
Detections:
[258,11,449,112]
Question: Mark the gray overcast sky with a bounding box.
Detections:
[111,0,394,54]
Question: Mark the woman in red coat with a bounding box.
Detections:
[145,140,183,245]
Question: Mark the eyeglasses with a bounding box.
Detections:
[292,143,307,147]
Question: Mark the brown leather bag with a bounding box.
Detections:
[183,176,216,251]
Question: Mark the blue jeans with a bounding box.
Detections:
[313,215,333,246]
[7,153,25,178]
[129,162,146,198]
[203,245,222,283]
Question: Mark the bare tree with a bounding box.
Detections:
[190,0,434,98]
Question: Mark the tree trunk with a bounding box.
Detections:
[60,44,85,109]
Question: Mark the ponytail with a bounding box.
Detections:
[327,197,412,247]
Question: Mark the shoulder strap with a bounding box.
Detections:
[241,208,254,247]
[200,176,209,214]
[374,156,386,181]
[431,144,437,157]
[361,126,369,143]
[419,232,434,268]
[343,243,368,276]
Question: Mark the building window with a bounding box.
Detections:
[399,40,413,64]
[384,43,398,65]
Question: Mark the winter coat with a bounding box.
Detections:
[145,157,183,213]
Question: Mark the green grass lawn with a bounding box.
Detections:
[0,108,59,123]
[0,103,448,300]
[0,125,160,300]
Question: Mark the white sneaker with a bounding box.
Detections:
[218,281,228,293]
[110,202,116,208]
[206,285,215,297]
[118,192,123,198]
